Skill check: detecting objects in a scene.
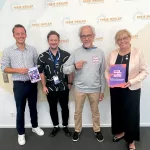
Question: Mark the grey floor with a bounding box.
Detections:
[0,127,149,150]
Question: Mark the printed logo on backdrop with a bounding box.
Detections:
[0,0,6,10]
[62,17,87,26]
[45,0,68,8]
[132,34,138,40]
[60,39,69,44]
[133,11,150,21]
[79,0,104,5]
[59,39,70,49]
[94,31,104,44]
[95,37,104,41]
[11,4,34,11]
[97,14,122,23]
[29,20,52,28]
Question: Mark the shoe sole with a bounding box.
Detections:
[97,138,104,142]
[113,136,124,142]
[72,132,81,142]
[72,138,79,142]
[18,142,26,146]
[94,132,104,142]
[18,139,26,146]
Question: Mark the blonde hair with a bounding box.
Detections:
[115,29,131,44]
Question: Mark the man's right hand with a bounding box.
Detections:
[43,86,49,95]
[18,68,28,74]
[75,60,87,70]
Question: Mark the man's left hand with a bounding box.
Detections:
[99,93,104,101]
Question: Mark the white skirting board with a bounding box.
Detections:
[0,123,150,128]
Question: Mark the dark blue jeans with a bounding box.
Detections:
[13,81,38,135]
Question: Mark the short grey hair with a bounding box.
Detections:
[78,25,96,36]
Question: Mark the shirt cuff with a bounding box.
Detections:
[1,65,6,72]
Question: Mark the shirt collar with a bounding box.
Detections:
[48,47,60,54]
[82,45,97,50]
[13,44,28,51]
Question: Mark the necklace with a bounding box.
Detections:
[120,54,128,64]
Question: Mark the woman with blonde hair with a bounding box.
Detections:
[105,29,148,150]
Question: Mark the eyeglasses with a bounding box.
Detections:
[80,34,93,39]
[117,36,129,42]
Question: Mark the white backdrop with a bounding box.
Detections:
[0,0,150,127]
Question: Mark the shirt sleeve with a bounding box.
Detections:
[63,52,70,64]
[63,52,75,75]
[1,49,11,72]
[37,53,45,74]
[129,50,149,85]
[100,51,106,93]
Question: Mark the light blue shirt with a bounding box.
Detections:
[1,44,38,81]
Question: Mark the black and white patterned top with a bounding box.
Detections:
[37,48,70,91]
[1,44,38,81]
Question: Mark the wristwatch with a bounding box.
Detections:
[68,82,73,85]
[74,64,77,70]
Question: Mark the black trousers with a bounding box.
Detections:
[46,90,69,126]
[110,87,141,143]
[13,81,38,135]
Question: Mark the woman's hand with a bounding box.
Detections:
[124,82,131,88]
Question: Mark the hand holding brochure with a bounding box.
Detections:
[108,64,126,88]
[28,67,41,83]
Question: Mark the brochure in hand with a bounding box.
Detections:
[28,67,41,83]
[108,64,126,88]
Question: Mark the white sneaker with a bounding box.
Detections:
[32,127,44,136]
[18,134,26,145]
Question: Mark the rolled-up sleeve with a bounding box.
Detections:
[1,49,11,72]
[63,52,75,74]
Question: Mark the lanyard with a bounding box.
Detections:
[49,49,60,74]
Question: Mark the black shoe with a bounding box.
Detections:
[49,127,60,137]
[95,131,104,142]
[72,131,80,142]
[63,127,71,137]
[113,135,124,142]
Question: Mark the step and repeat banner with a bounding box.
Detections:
[0,0,150,127]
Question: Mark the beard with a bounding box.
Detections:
[83,43,91,48]
[50,46,58,51]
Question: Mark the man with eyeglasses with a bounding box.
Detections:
[63,25,106,142]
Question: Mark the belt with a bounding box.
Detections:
[13,80,31,83]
